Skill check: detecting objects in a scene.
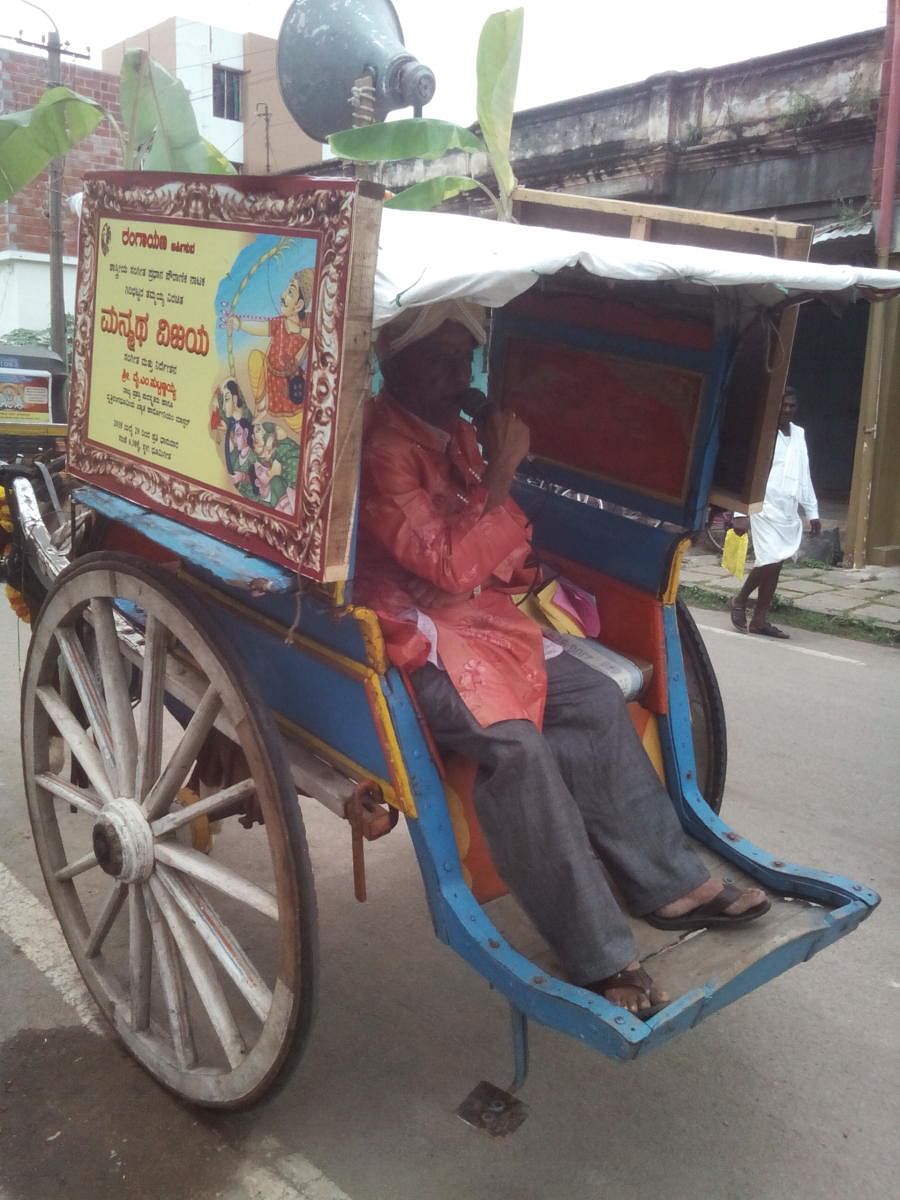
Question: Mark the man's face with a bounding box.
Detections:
[388,321,477,428]
[779,392,798,426]
[281,276,304,318]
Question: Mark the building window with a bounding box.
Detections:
[213,66,242,121]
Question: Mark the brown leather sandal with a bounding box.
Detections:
[645,881,771,930]
[749,622,790,639]
[728,597,748,632]
[585,966,668,1018]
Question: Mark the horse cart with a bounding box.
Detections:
[2,174,896,1123]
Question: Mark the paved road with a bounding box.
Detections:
[0,599,897,1200]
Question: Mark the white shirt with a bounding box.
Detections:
[749,423,818,566]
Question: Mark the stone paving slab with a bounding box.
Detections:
[682,568,723,581]
[801,572,878,589]
[789,590,875,614]
[683,552,900,631]
[847,580,900,592]
[852,603,900,624]
[775,579,831,595]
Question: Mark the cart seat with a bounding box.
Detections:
[548,633,652,701]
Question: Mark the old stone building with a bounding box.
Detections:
[310,26,897,560]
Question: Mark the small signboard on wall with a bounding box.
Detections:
[0,370,52,424]
[67,172,382,582]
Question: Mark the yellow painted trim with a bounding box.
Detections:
[641,713,666,785]
[662,537,691,605]
[182,574,371,681]
[182,574,417,816]
[342,603,389,674]
[273,710,398,807]
[362,674,417,816]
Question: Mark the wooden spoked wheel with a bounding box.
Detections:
[676,598,727,814]
[21,553,317,1108]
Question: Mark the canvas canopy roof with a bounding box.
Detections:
[372,207,900,327]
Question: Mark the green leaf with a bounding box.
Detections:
[476,8,524,216]
[328,119,483,163]
[119,49,235,174]
[0,87,106,202]
[384,176,482,211]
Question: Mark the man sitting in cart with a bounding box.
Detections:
[355,300,770,1017]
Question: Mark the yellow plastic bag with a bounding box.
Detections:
[721,528,749,579]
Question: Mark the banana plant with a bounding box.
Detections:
[0,86,106,202]
[328,8,524,219]
[0,51,234,204]
[119,50,235,173]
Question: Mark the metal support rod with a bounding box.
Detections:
[47,29,68,392]
[506,1004,529,1095]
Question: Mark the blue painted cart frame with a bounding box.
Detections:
[74,475,879,1069]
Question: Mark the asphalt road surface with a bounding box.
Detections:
[0,599,897,1200]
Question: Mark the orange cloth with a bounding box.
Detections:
[264,316,308,415]
[355,398,548,728]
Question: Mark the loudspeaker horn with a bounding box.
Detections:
[277,0,436,143]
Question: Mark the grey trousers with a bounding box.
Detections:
[412,653,710,984]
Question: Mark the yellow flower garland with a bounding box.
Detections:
[5,583,30,623]
[0,485,13,533]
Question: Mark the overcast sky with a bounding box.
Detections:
[10,0,890,124]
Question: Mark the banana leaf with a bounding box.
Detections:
[329,118,483,163]
[119,49,234,173]
[476,8,524,214]
[385,176,483,211]
[0,87,106,202]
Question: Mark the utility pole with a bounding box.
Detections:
[13,4,89,410]
[46,27,66,384]
[256,101,272,173]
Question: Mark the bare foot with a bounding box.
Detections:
[655,877,766,920]
[587,962,669,1015]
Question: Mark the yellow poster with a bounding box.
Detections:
[67,174,381,581]
[89,217,319,516]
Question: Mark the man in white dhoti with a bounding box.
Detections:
[730,387,820,638]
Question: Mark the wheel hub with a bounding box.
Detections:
[92,797,155,883]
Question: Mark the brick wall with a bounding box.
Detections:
[1,49,122,259]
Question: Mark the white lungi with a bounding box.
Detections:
[750,423,819,567]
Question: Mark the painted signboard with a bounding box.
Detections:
[0,370,51,425]
[67,173,382,582]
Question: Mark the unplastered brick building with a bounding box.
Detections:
[0,48,121,336]
[1,17,321,339]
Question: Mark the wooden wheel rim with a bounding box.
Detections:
[21,555,316,1107]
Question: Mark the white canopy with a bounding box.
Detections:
[373,207,900,327]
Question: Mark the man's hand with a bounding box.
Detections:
[731,515,749,535]
[483,410,530,510]
[809,518,822,536]
[483,410,530,467]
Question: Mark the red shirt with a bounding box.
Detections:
[265,316,308,415]
[355,398,547,728]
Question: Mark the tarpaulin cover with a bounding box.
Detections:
[373,207,900,326]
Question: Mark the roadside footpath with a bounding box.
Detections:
[679,549,900,646]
